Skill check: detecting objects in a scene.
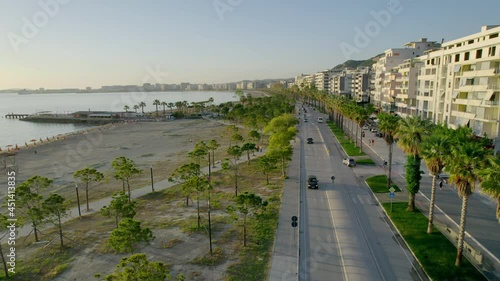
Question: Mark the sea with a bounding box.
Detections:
[0,91,239,150]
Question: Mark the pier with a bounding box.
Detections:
[5,113,29,119]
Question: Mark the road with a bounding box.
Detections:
[298,107,426,281]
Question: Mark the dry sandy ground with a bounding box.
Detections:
[0,119,231,202]
[1,118,241,280]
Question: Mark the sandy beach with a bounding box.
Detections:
[0,118,232,204]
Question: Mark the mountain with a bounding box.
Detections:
[331,54,383,70]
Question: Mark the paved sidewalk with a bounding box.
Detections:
[268,137,300,281]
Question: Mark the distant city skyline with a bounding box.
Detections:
[1,0,499,89]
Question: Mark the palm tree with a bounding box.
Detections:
[395,116,433,211]
[447,140,488,266]
[477,155,500,223]
[133,105,139,113]
[153,99,161,116]
[175,101,183,114]
[420,125,451,233]
[168,102,174,113]
[123,105,130,112]
[161,101,168,115]
[139,101,146,114]
[378,113,399,190]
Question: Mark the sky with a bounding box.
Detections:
[1,0,499,89]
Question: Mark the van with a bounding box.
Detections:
[317,117,324,123]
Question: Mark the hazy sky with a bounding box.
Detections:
[1,0,499,89]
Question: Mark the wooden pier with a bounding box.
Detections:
[5,113,29,119]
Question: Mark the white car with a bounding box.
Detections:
[317,117,324,123]
[342,158,356,167]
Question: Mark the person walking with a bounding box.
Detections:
[439,180,443,190]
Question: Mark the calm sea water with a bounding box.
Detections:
[0,91,238,150]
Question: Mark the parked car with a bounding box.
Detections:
[370,128,378,133]
[307,137,314,144]
[362,125,369,130]
[375,132,384,138]
[307,175,319,189]
[342,158,356,167]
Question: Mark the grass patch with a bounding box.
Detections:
[162,238,183,249]
[192,247,226,266]
[327,121,365,156]
[383,202,486,281]
[356,158,375,165]
[366,175,401,193]
[140,153,155,157]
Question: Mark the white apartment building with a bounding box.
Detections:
[416,25,500,148]
[371,38,441,111]
[394,59,422,118]
[330,68,370,102]
[314,70,333,92]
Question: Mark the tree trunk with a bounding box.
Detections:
[122,180,125,193]
[186,195,189,207]
[212,151,216,168]
[0,244,9,278]
[266,173,269,185]
[197,197,201,228]
[33,221,39,242]
[407,192,415,212]
[387,143,393,189]
[281,157,286,178]
[355,126,359,147]
[360,127,363,152]
[235,174,238,197]
[58,215,64,248]
[427,175,437,234]
[496,194,500,223]
[115,213,119,228]
[456,194,469,266]
[243,214,247,247]
[86,183,90,212]
[127,180,131,203]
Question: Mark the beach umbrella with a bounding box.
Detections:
[30,139,37,142]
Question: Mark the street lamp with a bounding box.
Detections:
[150,165,154,192]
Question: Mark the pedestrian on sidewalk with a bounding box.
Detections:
[372,139,375,146]
[439,180,443,190]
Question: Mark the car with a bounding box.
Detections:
[342,158,356,167]
[307,175,318,189]
[375,132,384,138]
[307,137,313,144]
[370,128,378,133]
[303,119,308,122]
[317,117,324,123]
[362,125,369,130]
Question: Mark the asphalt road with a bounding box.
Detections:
[298,107,426,281]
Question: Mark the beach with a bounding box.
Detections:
[0,118,231,204]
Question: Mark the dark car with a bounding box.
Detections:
[307,175,318,189]
[375,132,384,138]
[307,137,313,144]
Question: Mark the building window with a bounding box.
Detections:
[476,49,483,59]
[490,33,499,39]
[457,43,462,47]
[464,52,470,61]
[489,46,497,56]
[455,54,460,62]
[468,40,474,44]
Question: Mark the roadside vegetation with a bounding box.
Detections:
[365,175,400,193]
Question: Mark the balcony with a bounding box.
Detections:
[453,98,482,106]
[457,84,488,92]
[482,100,500,106]
[451,110,476,120]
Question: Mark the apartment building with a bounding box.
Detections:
[416,25,500,147]
[393,59,422,117]
[351,67,371,103]
[371,38,441,110]
[314,70,333,92]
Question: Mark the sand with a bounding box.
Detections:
[0,118,231,203]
